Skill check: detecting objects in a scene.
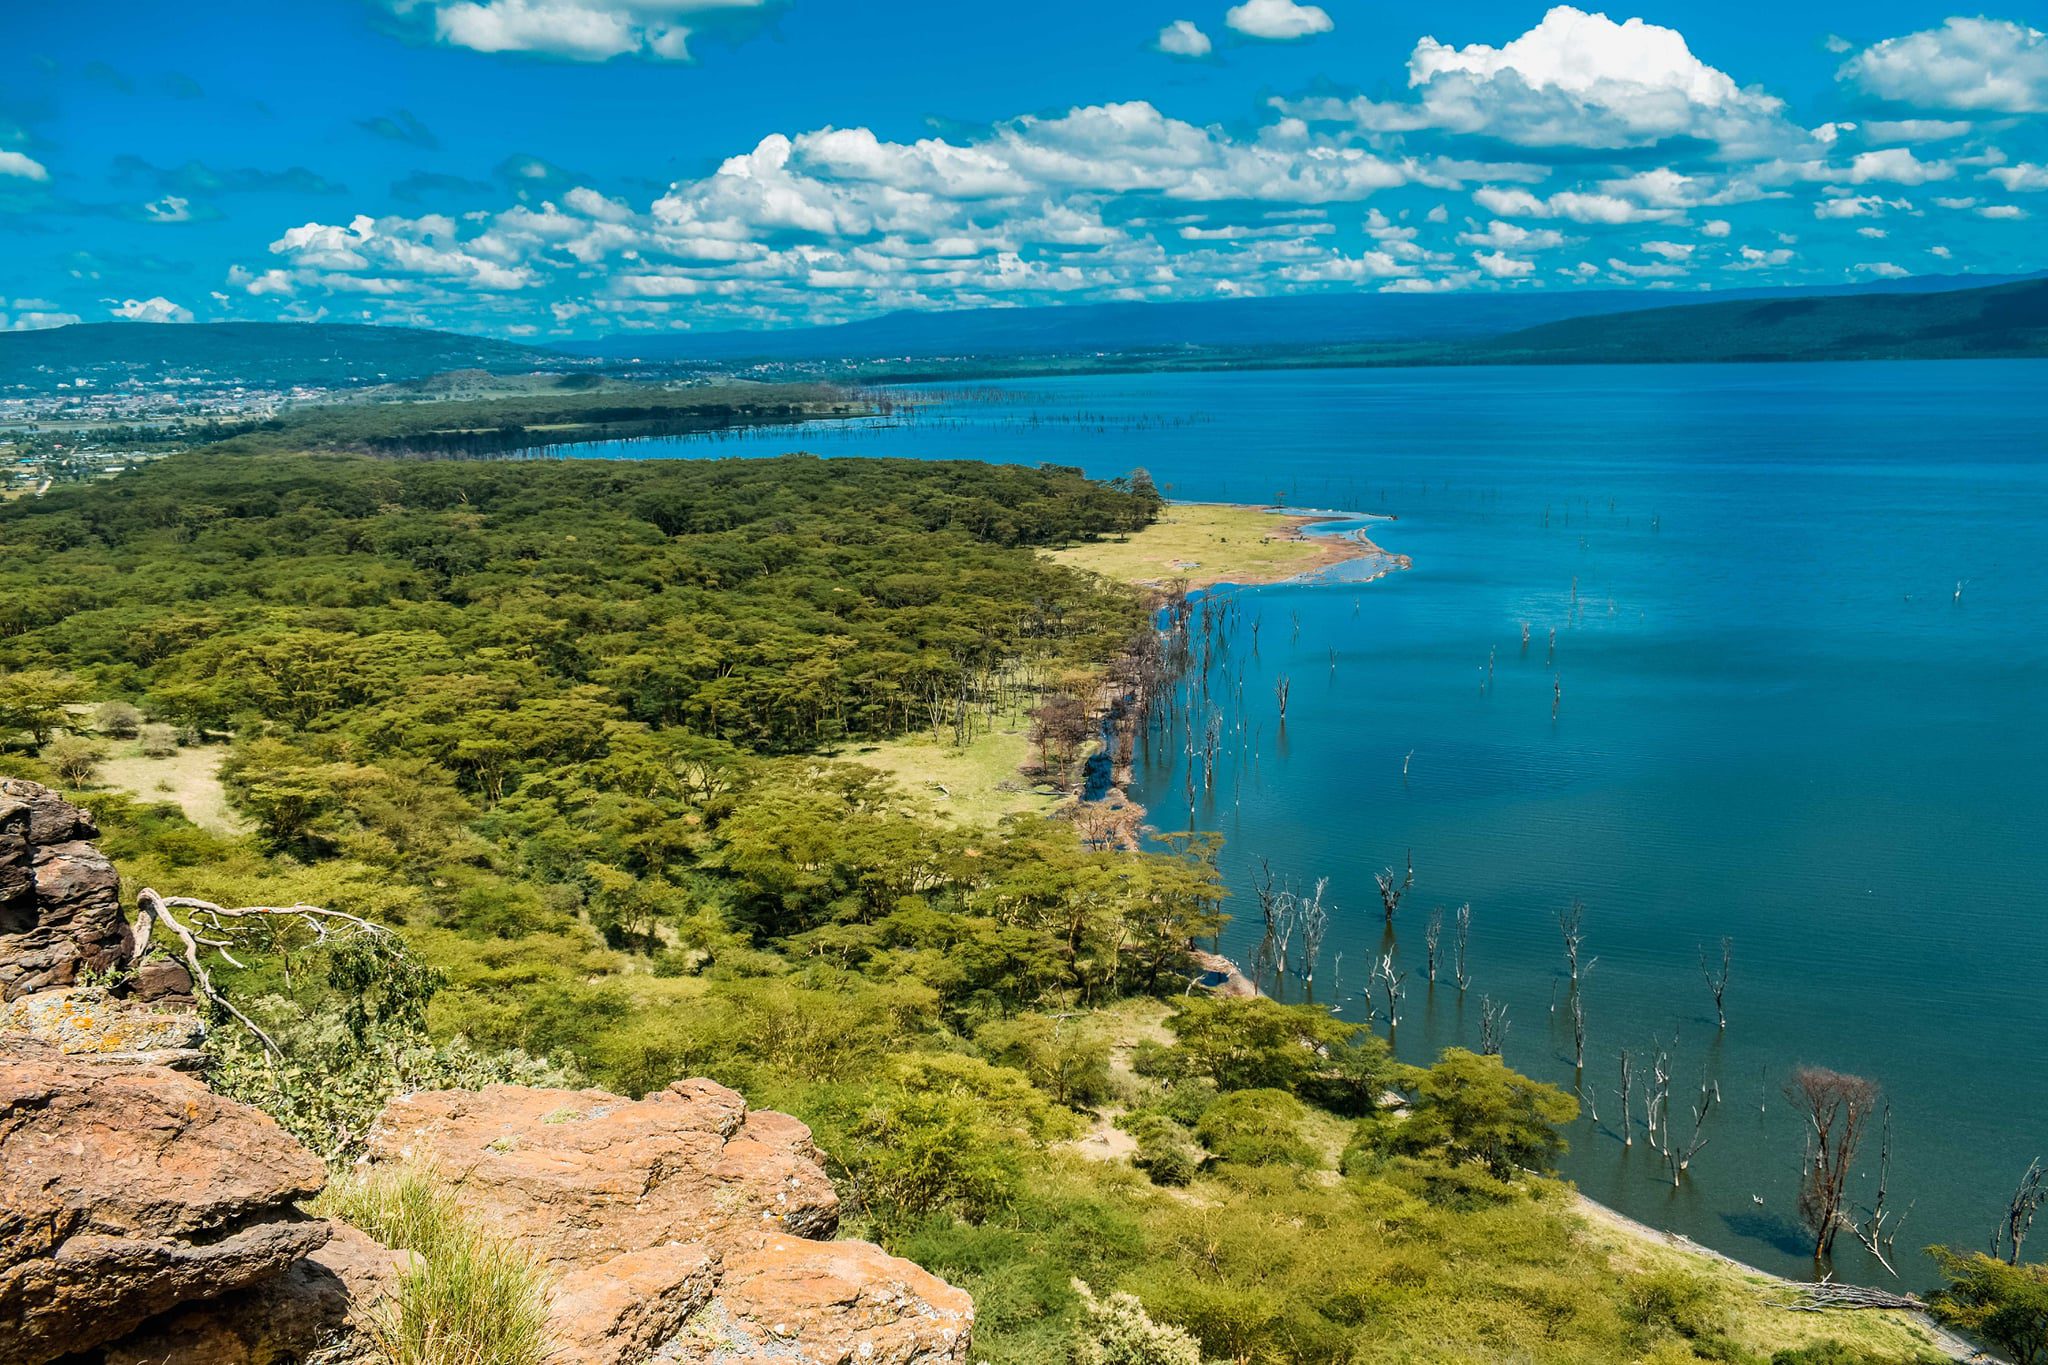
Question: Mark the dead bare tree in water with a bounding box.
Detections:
[1994,1158,2047,1265]
[1376,851,1412,924]
[1367,950,1407,1031]
[1479,995,1509,1056]
[1646,1045,1672,1155]
[1569,989,1587,1074]
[1558,899,1589,986]
[1700,937,1732,1030]
[1253,859,1284,981]
[1617,1051,1636,1148]
[1665,1080,1718,1188]
[1454,903,1472,991]
[1851,1101,1906,1276]
[1785,1066,1882,1263]
[1424,906,1444,985]
[1297,879,1331,990]
[1275,674,1292,723]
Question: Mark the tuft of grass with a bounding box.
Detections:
[317,1167,554,1365]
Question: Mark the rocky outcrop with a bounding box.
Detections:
[2,985,207,1069]
[0,779,128,1002]
[97,1224,406,1365]
[0,781,972,1365]
[0,778,192,1006]
[367,1078,976,1365]
[0,1036,331,1363]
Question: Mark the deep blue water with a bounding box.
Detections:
[580,361,2048,1284]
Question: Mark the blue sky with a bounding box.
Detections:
[3,0,2045,338]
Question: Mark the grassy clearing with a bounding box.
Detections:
[842,724,1064,828]
[1049,502,1357,589]
[316,1166,555,1365]
[92,741,246,835]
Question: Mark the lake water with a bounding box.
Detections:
[581,361,2048,1285]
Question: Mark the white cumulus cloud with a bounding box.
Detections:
[110,296,194,323]
[396,0,772,61]
[1474,185,1681,224]
[1841,148,1953,185]
[1155,20,1212,58]
[1360,5,1796,154]
[1840,17,2048,113]
[1225,0,1333,42]
[1987,163,2048,192]
[0,150,49,181]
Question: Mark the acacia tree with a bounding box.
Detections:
[1784,1066,1882,1262]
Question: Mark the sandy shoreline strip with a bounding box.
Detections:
[1048,501,1410,592]
[1180,502,1411,591]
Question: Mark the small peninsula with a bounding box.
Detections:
[1048,501,1407,590]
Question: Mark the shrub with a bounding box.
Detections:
[1771,1345,1922,1365]
[977,1012,1113,1108]
[319,1167,553,1365]
[838,1054,1075,1225]
[1624,1267,1731,1350]
[1161,996,1388,1113]
[1070,1278,1201,1365]
[1394,1048,1579,1179]
[93,701,143,738]
[1194,1089,1314,1167]
[1124,1114,1203,1187]
[44,736,108,788]
[137,723,180,758]
[1927,1246,2048,1365]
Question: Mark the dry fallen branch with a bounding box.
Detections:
[134,887,404,1066]
[1780,1279,1924,1312]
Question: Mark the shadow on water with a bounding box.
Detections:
[1719,1210,1816,1262]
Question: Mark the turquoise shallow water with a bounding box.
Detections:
[584,361,2048,1284]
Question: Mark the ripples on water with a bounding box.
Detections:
[581,361,2048,1285]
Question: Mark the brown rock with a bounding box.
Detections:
[101,1223,407,1365]
[0,779,129,1003]
[3,986,207,1069]
[365,1077,842,1267]
[130,955,197,1006]
[695,1236,976,1365]
[0,1035,329,1363]
[365,1078,972,1365]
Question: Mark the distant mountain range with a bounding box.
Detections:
[0,321,556,392]
[569,274,2039,366]
[3,275,2043,396]
[1477,275,2048,365]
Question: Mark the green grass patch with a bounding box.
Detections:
[316,1166,554,1365]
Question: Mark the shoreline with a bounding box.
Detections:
[1048,500,1411,594]
[1158,502,1413,592]
[1570,1194,1981,1362]
[1184,935,1976,1363]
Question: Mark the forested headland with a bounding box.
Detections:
[0,448,1971,1364]
[200,382,875,458]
